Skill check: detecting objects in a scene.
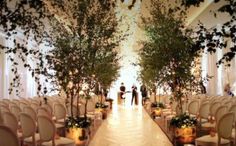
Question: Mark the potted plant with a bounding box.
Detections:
[139,0,201,144]
[44,1,123,144]
[151,101,165,117]
[170,113,197,144]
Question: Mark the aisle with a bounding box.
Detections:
[89,105,173,146]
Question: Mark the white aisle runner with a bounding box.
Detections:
[89,105,173,146]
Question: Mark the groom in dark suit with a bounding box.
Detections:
[131,84,138,105]
[120,82,126,99]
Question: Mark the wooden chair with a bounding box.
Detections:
[195,112,235,146]
[0,125,20,146]
[37,115,75,146]
[187,100,199,117]
[198,101,210,126]
[54,103,67,124]
[20,113,40,146]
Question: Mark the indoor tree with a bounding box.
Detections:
[139,0,200,115]
[0,0,124,128]
[43,0,125,129]
[0,0,125,96]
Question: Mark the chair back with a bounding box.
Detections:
[0,111,3,124]
[30,102,39,112]
[37,115,55,142]
[37,107,51,118]
[0,125,19,146]
[42,104,53,116]
[217,112,234,140]
[87,100,95,113]
[10,105,22,121]
[2,112,18,134]
[19,102,28,111]
[20,113,36,138]
[0,102,9,107]
[224,100,232,108]
[215,106,228,124]
[228,104,236,119]
[188,100,199,115]
[210,101,221,116]
[23,106,37,122]
[0,105,10,113]
[54,103,66,120]
[199,101,210,119]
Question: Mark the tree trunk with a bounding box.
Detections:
[84,99,88,121]
[70,91,74,117]
[154,88,157,103]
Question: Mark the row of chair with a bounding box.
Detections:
[0,94,108,146]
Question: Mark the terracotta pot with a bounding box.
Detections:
[174,126,196,144]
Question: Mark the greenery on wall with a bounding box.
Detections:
[182,0,236,66]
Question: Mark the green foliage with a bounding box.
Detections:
[151,102,165,109]
[65,117,91,129]
[139,0,200,114]
[170,113,197,128]
[43,0,124,118]
[182,0,236,65]
[0,0,123,96]
[95,102,109,109]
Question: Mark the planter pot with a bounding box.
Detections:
[101,109,107,119]
[66,127,89,145]
[174,126,196,144]
[106,99,113,109]
[153,108,162,117]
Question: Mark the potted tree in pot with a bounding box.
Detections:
[45,36,93,144]
[94,54,120,116]
[44,0,124,144]
[139,0,200,144]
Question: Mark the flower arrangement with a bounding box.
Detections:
[95,102,109,109]
[151,102,165,109]
[65,117,92,129]
[170,113,197,128]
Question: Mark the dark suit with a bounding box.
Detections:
[140,85,147,105]
[131,85,138,105]
[120,85,126,99]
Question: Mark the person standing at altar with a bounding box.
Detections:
[140,83,147,105]
[131,84,138,105]
[120,82,126,99]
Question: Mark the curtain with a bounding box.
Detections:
[0,29,38,99]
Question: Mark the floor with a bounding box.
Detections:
[89,103,173,146]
